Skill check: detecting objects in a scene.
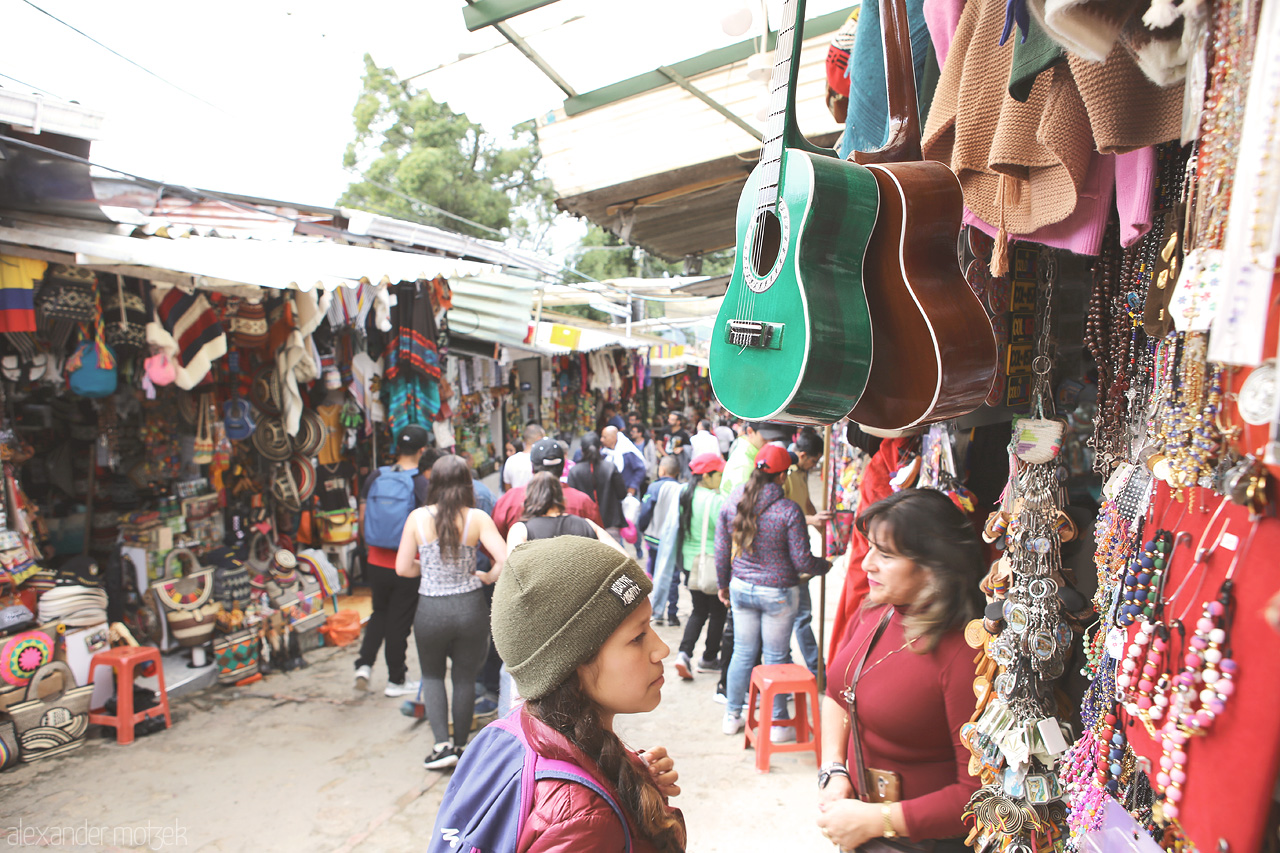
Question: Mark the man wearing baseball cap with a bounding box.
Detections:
[490,438,603,539]
[355,425,431,696]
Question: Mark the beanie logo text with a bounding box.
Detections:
[608,575,642,607]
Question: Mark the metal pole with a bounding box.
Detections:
[817,423,832,694]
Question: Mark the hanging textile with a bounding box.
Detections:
[381,280,443,434]
[0,255,44,334]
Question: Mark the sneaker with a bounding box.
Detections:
[667,614,681,627]
[722,711,745,735]
[385,680,420,698]
[424,742,459,770]
[674,652,693,681]
[474,697,499,717]
[696,657,721,673]
[712,691,728,705]
[651,616,666,627]
[770,725,797,744]
[354,664,371,691]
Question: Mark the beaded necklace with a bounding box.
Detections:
[1192,0,1262,252]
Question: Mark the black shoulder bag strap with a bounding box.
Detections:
[846,606,894,803]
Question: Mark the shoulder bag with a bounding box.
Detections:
[844,607,932,853]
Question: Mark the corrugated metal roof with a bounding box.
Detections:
[449,273,541,348]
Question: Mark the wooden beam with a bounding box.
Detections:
[461,0,561,31]
[605,173,745,217]
[563,6,854,116]
[656,65,762,143]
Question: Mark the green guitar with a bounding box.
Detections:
[708,0,878,425]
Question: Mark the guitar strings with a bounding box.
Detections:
[737,0,798,335]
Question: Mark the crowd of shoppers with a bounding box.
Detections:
[355,404,978,853]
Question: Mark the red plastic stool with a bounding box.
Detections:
[743,663,821,773]
[88,646,172,745]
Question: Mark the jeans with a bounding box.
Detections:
[645,540,680,620]
[475,584,502,698]
[726,578,799,718]
[355,563,420,684]
[794,580,820,675]
[679,589,727,662]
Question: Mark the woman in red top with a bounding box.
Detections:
[817,489,983,851]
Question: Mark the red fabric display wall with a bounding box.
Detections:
[1125,485,1280,852]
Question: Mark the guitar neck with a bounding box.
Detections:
[851,0,922,165]
[754,0,808,216]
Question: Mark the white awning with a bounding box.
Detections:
[0,218,498,291]
[0,218,541,349]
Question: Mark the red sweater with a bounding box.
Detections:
[824,605,979,842]
[492,485,603,540]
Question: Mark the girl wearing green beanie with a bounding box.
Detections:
[488,537,688,852]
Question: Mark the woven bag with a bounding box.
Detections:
[8,660,92,762]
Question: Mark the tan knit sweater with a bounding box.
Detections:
[922,0,1183,234]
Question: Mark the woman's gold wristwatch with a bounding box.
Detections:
[880,803,897,838]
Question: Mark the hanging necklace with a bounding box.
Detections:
[1154,505,1256,821]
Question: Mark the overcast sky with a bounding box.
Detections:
[3,0,849,251]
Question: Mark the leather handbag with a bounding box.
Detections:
[212,628,260,685]
[8,660,93,762]
[150,549,220,648]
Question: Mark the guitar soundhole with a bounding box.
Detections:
[751,211,782,278]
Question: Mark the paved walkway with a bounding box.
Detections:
[0,558,849,852]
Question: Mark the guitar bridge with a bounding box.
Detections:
[725,320,783,350]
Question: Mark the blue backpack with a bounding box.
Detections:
[363,466,417,549]
[428,711,632,853]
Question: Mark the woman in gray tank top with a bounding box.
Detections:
[396,455,507,770]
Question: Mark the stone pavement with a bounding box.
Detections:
[0,559,849,852]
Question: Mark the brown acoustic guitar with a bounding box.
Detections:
[844,0,997,431]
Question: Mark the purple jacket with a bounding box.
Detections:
[715,482,831,590]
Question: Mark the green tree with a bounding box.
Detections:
[340,55,557,244]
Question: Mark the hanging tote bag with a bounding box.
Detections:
[149,549,220,648]
[67,337,117,399]
[34,265,98,322]
[8,660,93,763]
[192,395,215,465]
